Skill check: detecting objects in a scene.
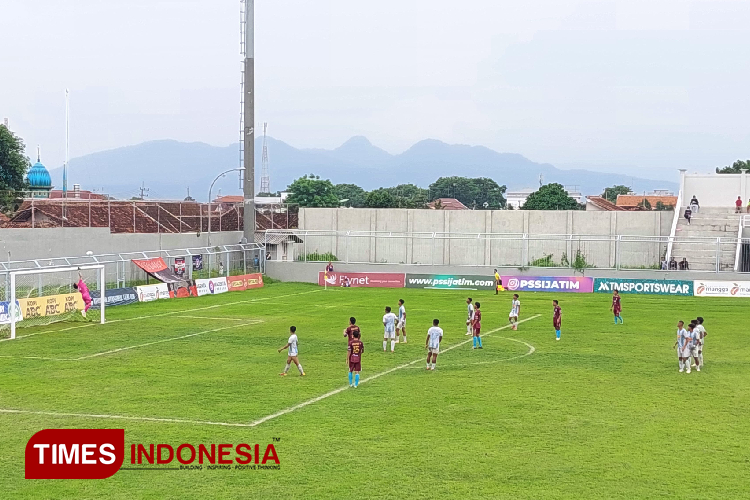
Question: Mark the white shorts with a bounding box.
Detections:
[397,319,405,329]
[690,346,700,358]
[679,346,691,358]
[509,313,518,319]
[428,346,440,355]
[384,329,395,339]
[289,350,298,357]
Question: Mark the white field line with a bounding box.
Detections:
[0,320,263,361]
[405,336,535,369]
[0,289,321,343]
[0,315,540,428]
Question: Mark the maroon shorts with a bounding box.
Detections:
[349,361,361,372]
[613,307,621,315]
[473,327,481,336]
[553,319,561,330]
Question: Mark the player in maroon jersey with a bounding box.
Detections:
[347,331,364,388]
[611,289,623,324]
[553,300,562,340]
[472,302,483,349]
[344,317,360,341]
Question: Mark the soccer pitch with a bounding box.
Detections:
[1,282,749,499]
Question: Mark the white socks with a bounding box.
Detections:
[297,364,304,374]
[391,340,395,352]
[284,362,291,373]
[699,353,703,366]
[383,341,387,351]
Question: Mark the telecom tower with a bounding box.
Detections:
[260,122,270,193]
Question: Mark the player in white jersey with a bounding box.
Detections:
[509,294,521,330]
[396,299,407,344]
[466,297,475,335]
[278,326,305,376]
[687,323,701,372]
[383,306,397,352]
[425,319,443,370]
[694,316,707,368]
[673,320,691,373]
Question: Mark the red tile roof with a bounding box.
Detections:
[428,198,468,210]
[586,196,627,211]
[616,195,677,209]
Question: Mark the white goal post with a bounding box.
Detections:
[8,264,106,340]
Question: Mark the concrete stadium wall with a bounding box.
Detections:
[266,261,748,284]
[681,171,750,208]
[0,228,244,261]
[292,209,673,268]
[299,208,673,236]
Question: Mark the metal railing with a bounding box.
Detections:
[0,243,265,301]
[264,229,750,273]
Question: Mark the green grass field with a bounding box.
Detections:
[1,282,749,499]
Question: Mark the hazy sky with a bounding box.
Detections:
[2,0,750,182]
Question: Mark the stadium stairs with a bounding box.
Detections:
[672,207,740,271]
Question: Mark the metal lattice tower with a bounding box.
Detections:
[260,122,270,193]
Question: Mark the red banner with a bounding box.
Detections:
[318,272,405,288]
[25,429,125,479]
[226,273,265,292]
[132,257,168,274]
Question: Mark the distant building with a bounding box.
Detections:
[585,196,626,211]
[507,186,584,209]
[428,198,468,210]
[213,192,289,205]
[616,194,677,210]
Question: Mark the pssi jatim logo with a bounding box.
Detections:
[25,429,125,479]
[26,429,280,479]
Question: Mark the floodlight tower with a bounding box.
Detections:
[260,122,270,193]
[241,0,255,243]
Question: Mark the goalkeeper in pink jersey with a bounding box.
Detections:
[72,270,92,318]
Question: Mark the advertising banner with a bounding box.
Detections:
[405,274,496,290]
[174,257,186,277]
[18,293,84,319]
[0,301,23,325]
[195,277,229,296]
[192,255,203,271]
[132,257,186,284]
[226,273,265,292]
[502,276,594,293]
[594,278,693,296]
[136,283,170,302]
[319,272,405,288]
[693,280,750,297]
[89,288,139,309]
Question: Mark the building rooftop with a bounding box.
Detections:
[616,194,678,209]
[428,198,468,210]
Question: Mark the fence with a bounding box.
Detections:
[0,243,265,302]
[3,199,298,233]
[266,229,749,273]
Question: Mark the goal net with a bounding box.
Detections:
[1,265,106,340]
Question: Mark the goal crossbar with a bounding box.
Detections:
[9,264,106,340]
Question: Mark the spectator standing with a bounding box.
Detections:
[684,206,692,225]
[690,195,699,214]
[736,196,743,213]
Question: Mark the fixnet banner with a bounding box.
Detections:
[594,278,693,296]
[319,272,406,288]
[693,280,750,297]
[405,274,496,290]
[502,276,594,293]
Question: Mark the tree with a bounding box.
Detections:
[428,177,506,209]
[655,201,674,211]
[521,183,581,210]
[384,184,429,208]
[637,198,652,210]
[602,185,631,203]
[334,183,367,208]
[0,125,30,212]
[716,160,750,174]
[365,188,396,208]
[285,174,340,207]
